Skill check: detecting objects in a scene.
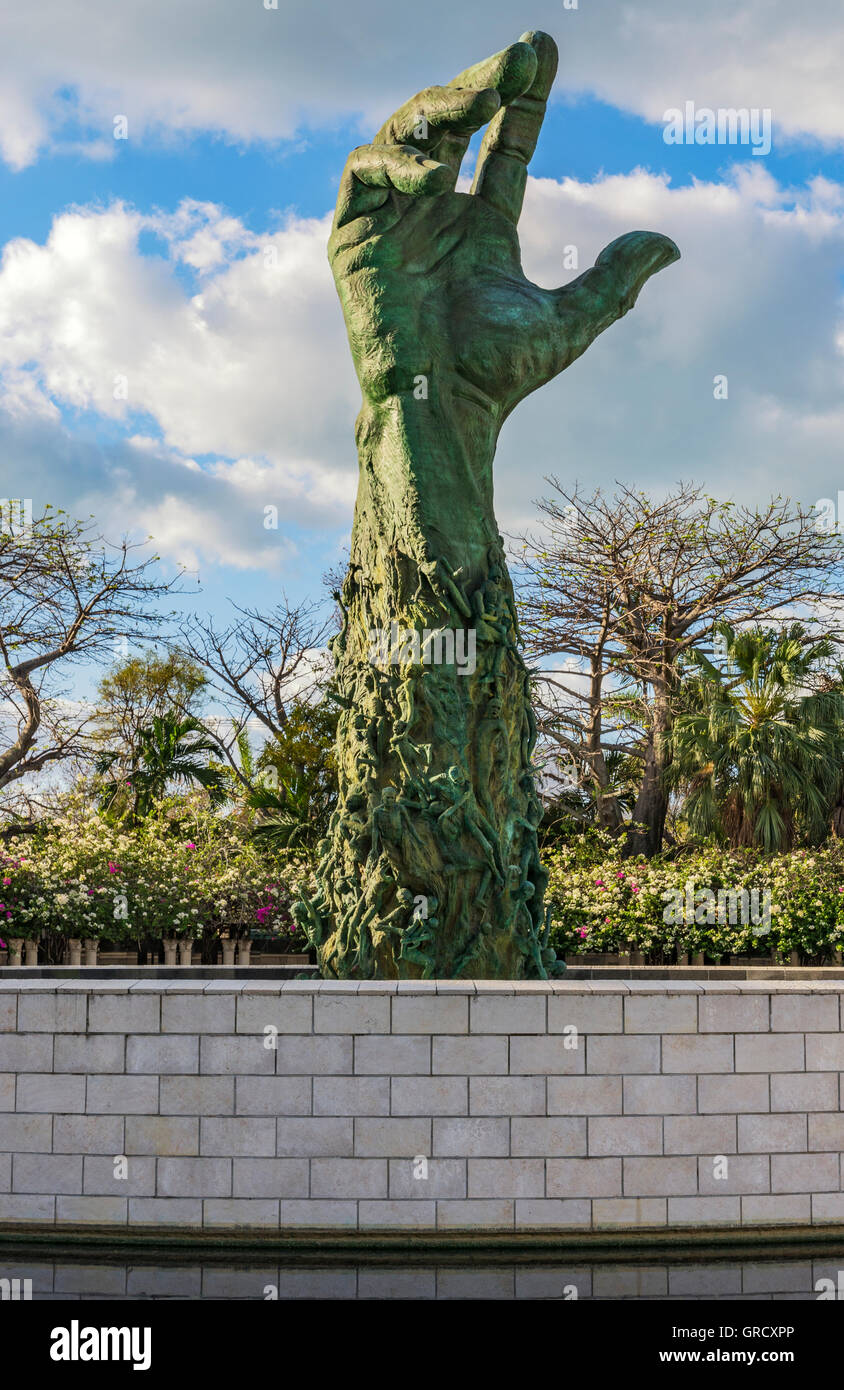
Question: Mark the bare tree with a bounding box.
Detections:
[178,595,333,791]
[517,481,844,855]
[0,506,186,797]
[517,517,640,833]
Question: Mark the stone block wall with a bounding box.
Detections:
[1,979,844,1235]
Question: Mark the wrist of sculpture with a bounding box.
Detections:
[353,372,503,586]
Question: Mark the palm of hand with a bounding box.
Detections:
[328,30,679,417]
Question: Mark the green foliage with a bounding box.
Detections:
[0,788,312,953]
[97,714,228,821]
[545,835,844,963]
[670,622,844,851]
[539,749,641,846]
[92,649,207,753]
[250,698,338,849]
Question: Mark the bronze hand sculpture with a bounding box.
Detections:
[305,29,679,978]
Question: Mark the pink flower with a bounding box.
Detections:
[616,871,625,879]
[631,886,640,894]
[594,879,604,889]
[2,877,10,886]
[0,940,5,950]
[108,862,117,874]
[186,842,196,850]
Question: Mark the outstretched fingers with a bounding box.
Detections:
[335,35,548,229]
[471,30,559,225]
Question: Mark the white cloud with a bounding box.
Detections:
[0,198,359,569]
[0,1,842,169]
[1,166,843,578]
[0,411,305,580]
[496,163,844,533]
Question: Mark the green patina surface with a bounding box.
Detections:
[295,30,679,978]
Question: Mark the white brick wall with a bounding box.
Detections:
[1,979,844,1234]
[3,1252,841,1298]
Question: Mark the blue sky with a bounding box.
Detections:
[4,95,843,251]
[1,0,843,667]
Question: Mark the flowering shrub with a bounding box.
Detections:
[0,790,311,954]
[545,833,844,962]
[5,787,844,966]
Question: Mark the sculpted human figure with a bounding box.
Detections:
[368,785,424,874]
[472,565,513,687]
[476,695,509,824]
[301,28,678,977]
[400,913,439,977]
[431,763,505,891]
[334,785,371,877]
[419,556,473,621]
[389,717,432,792]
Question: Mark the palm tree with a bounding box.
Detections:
[246,698,338,849]
[670,622,844,851]
[98,713,227,820]
[246,773,317,849]
[541,747,640,844]
[209,711,336,849]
